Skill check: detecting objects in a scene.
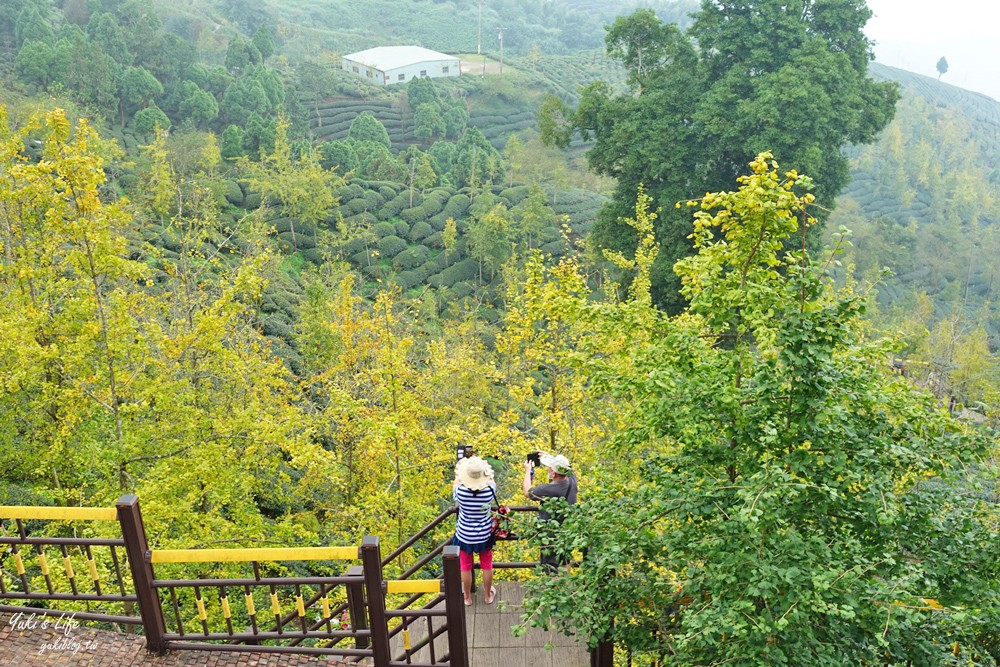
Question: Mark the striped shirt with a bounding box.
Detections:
[453,483,496,546]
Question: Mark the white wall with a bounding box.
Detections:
[343,58,460,86]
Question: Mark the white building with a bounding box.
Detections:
[342,46,461,86]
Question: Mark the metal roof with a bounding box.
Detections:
[343,46,458,71]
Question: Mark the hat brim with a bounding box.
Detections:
[455,458,494,490]
[539,454,571,474]
[456,478,493,491]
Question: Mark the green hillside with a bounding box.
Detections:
[832,64,1000,334]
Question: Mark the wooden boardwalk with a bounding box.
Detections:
[466,581,588,667]
[390,582,588,667]
[1,583,588,667]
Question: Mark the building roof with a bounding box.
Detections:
[343,46,458,71]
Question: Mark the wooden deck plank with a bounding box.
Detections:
[472,605,501,647]
[471,647,501,667]
[499,612,526,648]
[524,620,551,646]
[525,646,555,667]
[500,647,528,667]
[552,645,589,667]
[553,629,583,647]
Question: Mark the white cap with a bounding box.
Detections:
[539,453,571,475]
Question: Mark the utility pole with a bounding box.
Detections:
[477,0,484,55]
[497,26,506,75]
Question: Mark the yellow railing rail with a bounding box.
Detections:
[385,579,442,594]
[0,506,118,521]
[149,546,361,564]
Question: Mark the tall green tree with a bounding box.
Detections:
[348,111,391,149]
[561,2,898,311]
[14,4,51,45]
[14,40,60,91]
[221,75,269,126]
[87,12,132,66]
[225,34,261,74]
[467,202,512,281]
[413,103,445,140]
[133,104,170,137]
[178,85,219,126]
[119,65,163,124]
[451,126,504,190]
[251,25,276,61]
[936,56,949,79]
[238,115,344,251]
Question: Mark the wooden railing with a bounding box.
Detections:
[1,496,610,667]
[0,503,141,627]
[0,495,469,667]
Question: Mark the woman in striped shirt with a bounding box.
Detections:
[452,456,497,606]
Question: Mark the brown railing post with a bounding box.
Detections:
[346,564,369,650]
[591,567,614,667]
[116,494,167,655]
[361,536,391,667]
[591,637,614,667]
[442,545,469,667]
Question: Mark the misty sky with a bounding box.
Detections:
[865,0,1000,101]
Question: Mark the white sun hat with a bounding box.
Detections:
[455,456,495,490]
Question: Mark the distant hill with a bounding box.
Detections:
[830,62,1000,336]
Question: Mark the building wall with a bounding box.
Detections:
[343,58,461,86]
[342,59,386,85]
[384,59,460,85]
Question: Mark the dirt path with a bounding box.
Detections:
[459,57,505,76]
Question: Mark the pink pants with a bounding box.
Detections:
[458,549,493,572]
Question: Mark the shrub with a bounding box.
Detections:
[351,249,375,266]
[361,263,386,279]
[394,245,430,270]
[401,191,449,224]
[271,218,317,236]
[244,192,263,209]
[499,185,530,206]
[394,270,424,290]
[540,240,565,255]
[383,191,413,217]
[438,258,479,286]
[441,193,471,218]
[344,237,370,255]
[408,220,433,242]
[346,197,371,215]
[378,235,408,258]
[451,282,476,300]
[419,254,447,276]
[263,318,294,340]
[334,183,365,200]
[344,212,378,228]
[373,221,397,238]
[424,231,444,248]
[302,247,327,264]
[222,180,244,206]
[278,232,316,249]
[394,220,410,237]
